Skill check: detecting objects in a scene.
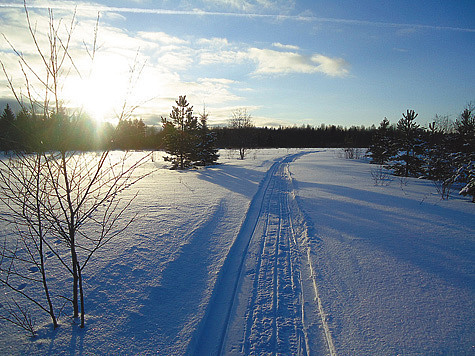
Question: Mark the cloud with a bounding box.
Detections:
[272,42,300,51]
[201,0,296,14]
[198,77,236,85]
[197,37,229,48]
[137,31,188,45]
[0,1,348,129]
[0,4,244,125]
[1,2,473,33]
[197,39,348,77]
[0,0,475,33]
[199,50,248,65]
[248,48,349,77]
[157,51,194,70]
[311,54,349,77]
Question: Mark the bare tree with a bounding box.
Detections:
[0,152,58,332]
[41,151,150,328]
[0,2,152,332]
[228,108,255,160]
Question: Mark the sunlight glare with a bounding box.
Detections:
[64,55,130,125]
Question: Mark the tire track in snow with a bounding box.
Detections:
[242,159,303,355]
[285,162,338,356]
[191,151,334,356]
[190,158,281,356]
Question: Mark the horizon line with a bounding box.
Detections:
[1,3,474,33]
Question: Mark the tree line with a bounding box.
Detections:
[1,103,377,154]
[367,107,474,202]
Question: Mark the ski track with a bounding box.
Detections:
[192,151,334,356]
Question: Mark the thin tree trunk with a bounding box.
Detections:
[36,155,58,328]
[78,263,85,328]
[71,243,79,318]
[40,239,58,328]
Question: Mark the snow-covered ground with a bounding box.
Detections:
[0,149,473,355]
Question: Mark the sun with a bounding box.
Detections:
[63,56,131,125]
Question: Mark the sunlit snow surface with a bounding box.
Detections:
[0,149,473,355]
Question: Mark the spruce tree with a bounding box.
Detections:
[196,108,219,166]
[368,117,395,165]
[389,110,424,177]
[0,104,16,151]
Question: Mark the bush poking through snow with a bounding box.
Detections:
[433,178,454,200]
[0,299,36,337]
[370,165,393,186]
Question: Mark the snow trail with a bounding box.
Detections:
[285,163,337,356]
[191,151,332,356]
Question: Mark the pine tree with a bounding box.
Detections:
[161,96,199,169]
[368,117,395,165]
[459,162,475,203]
[196,108,219,166]
[114,118,147,150]
[423,121,453,180]
[0,104,16,151]
[453,106,475,167]
[450,105,475,201]
[389,110,424,177]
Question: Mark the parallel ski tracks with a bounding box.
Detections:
[192,152,336,356]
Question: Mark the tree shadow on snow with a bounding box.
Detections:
[121,201,227,353]
[196,164,264,198]
[294,180,475,292]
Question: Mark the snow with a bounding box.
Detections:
[291,151,474,355]
[0,149,474,355]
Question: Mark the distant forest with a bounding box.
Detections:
[0,104,374,152]
[0,103,474,201]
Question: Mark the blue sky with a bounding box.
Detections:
[0,0,474,128]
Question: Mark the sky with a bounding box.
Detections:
[0,0,474,128]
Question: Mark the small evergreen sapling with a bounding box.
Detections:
[368,117,395,165]
[459,162,475,203]
[161,97,219,169]
[196,109,219,166]
[161,96,199,169]
[389,110,424,177]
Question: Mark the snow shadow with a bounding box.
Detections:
[122,200,226,354]
[197,164,264,198]
[294,181,475,292]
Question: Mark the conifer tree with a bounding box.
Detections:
[162,96,199,169]
[423,121,452,180]
[389,110,424,177]
[450,105,475,198]
[115,118,147,150]
[196,108,219,166]
[0,104,16,151]
[459,162,475,203]
[368,117,395,165]
[453,106,475,167]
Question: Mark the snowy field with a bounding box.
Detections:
[0,149,473,355]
